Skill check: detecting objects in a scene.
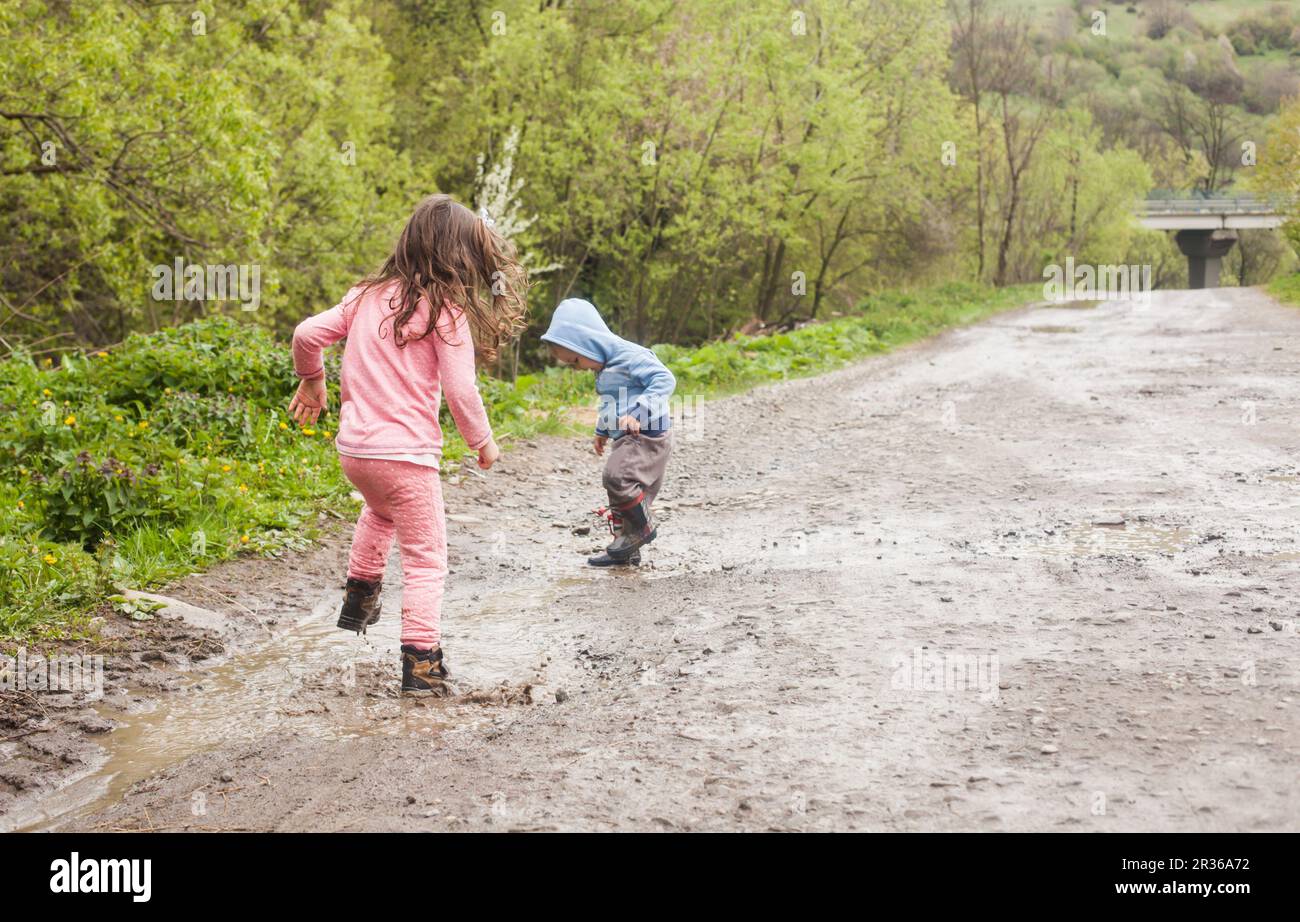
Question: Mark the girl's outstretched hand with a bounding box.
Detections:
[478,437,500,470]
[289,377,327,426]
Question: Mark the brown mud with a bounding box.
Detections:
[4,287,1298,832]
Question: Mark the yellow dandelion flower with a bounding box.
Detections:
[138,420,149,429]
[238,484,248,493]
[222,465,232,473]
[303,428,315,436]
[42,388,51,397]
[95,351,108,358]
[115,415,124,423]
[240,534,250,544]
[43,553,57,565]
[64,415,76,426]
[279,422,289,431]
[322,430,332,439]
[16,500,24,510]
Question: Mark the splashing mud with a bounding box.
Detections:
[9,576,588,831]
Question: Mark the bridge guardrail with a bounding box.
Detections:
[1139,195,1294,216]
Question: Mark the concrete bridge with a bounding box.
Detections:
[1138,194,1289,288]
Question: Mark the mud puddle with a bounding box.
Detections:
[1261,473,1299,486]
[685,523,916,573]
[1026,522,1197,558]
[1046,300,1101,311]
[12,574,592,831]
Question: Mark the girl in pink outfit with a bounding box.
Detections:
[288,194,527,696]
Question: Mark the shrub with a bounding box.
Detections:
[34,451,178,549]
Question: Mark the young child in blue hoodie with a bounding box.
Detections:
[541,299,676,567]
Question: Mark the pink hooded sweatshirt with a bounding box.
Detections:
[291,282,493,462]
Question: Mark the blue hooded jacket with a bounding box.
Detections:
[540,298,676,440]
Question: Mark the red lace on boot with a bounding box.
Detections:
[593,506,623,537]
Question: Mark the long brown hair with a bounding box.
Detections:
[357,193,528,362]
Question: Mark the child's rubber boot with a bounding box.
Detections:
[588,505,640,566]
[337,577,383,635]
[594,496,656,565]
[400,644,452,697]
[587,547,642,567]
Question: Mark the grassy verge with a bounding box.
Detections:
[0,281,1035,644]
[653,282,1037,396]
[1266,273,1300,307]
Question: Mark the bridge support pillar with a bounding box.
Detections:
[1174,229,1237,288]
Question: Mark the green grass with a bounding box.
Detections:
[0,281,1036,646]
[1266,273,1300,307]
[653,282,1038,396]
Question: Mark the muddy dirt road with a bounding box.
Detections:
[18,287,1300,831]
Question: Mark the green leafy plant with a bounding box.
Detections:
[34,452,177,549]
[107,595,166,622]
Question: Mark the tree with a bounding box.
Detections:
[1254,95,1300,255]
[948,0,993,279]
[0,0,409,349]
[985,18,1064,286]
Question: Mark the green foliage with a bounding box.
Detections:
[0,317,348,636]
[1001,109,1153,281]
[107,594,165,622]
[3,0,1296,358]
[1253,95,1300,256]
[0,535,100,640]
[0,0,412,345]
[35,452,178,549]
[1226,5,1300,56]
[386,0,975,342]
[1267,273,1300,308]
[0,0,1002,349]
[653,283,1032,393]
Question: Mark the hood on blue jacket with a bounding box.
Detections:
[539,299,621,365]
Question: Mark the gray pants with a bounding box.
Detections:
[602,430,672,509]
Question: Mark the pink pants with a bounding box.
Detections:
[339,456,446,650]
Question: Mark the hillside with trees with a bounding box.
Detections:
[2,0,1298,359]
